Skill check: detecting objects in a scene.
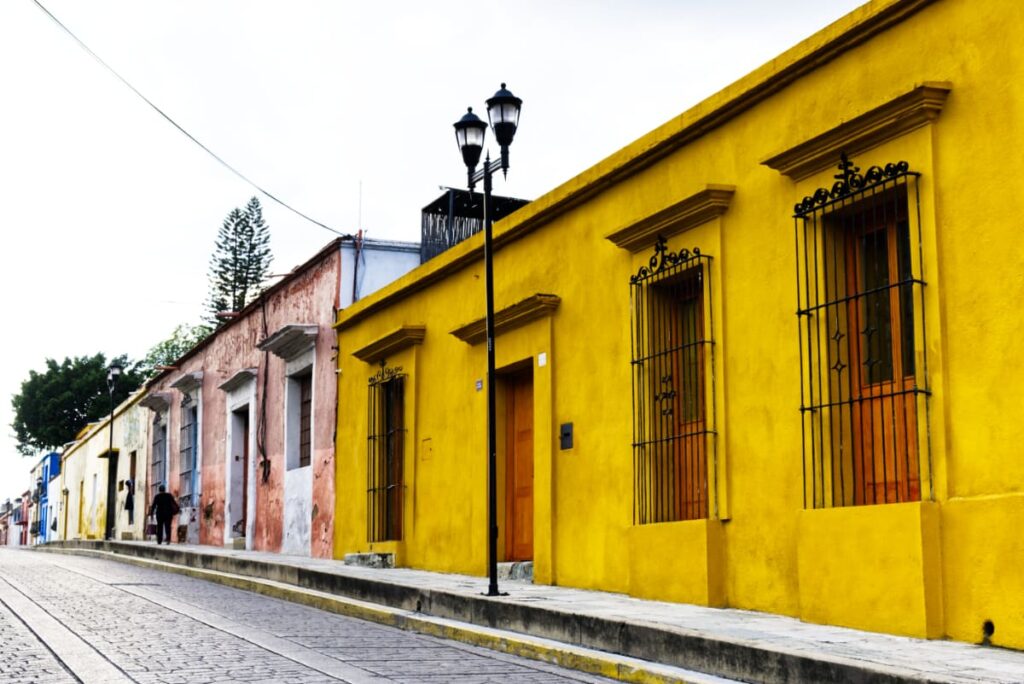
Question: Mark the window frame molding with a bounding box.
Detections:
[450,295,560,345]
[353,325,425,363]
[605,185,734,253]
[762,82,951,181]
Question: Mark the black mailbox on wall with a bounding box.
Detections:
[559,422,573,450]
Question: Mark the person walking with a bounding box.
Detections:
[124,478,135,526]
[149,485,179,545]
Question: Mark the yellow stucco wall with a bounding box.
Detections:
[797,502,943,638]
[59,395,150,542]
[335,0,1024,647]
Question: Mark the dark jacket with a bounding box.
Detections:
[150,492,180,520]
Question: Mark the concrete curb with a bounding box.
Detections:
[38,542,946,683]
[35,546,712,684]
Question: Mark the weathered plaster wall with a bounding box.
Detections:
[58,395,148,542]
[143,246,342,556]
[282,467,312,555]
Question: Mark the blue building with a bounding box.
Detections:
[33,452,60,544]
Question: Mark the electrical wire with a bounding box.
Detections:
[31,0,348,238]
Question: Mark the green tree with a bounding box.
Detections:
[140,322,212,377]
[205,196,272,325]
[10,354,145,456]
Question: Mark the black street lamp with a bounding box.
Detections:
[104,360,122,540]
[453,83,522,597]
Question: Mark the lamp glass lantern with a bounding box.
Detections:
[107,361,123,389]
[485,83,522,149]
[454,107,487,171]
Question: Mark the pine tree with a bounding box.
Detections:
[205,197,273,325]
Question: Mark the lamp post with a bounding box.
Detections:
[453,83,522,597]
[105,360,122,540]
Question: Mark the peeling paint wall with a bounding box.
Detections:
[134,238,416,555]
[58,397,149,542]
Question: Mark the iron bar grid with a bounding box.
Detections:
[367,368,405,542]
[631,237,715,525]
[794,154,930,509]
[419,188,529,263]
[178,399,197,507]
[150,415,166,499]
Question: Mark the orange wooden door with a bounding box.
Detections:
[670,275,707,520]
[847,215,919,505]
[505,371,534,561]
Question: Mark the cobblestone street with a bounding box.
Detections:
[0,549,615,684]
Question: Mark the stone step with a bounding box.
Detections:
[343,552,395,569]
[497,560,533,582]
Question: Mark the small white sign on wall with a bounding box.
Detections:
[538,352,547,367]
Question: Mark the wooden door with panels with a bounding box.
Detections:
[504,369,534,562]
[839,192,919,505]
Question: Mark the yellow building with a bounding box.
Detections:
[59,392,150,542]
[334,0,1024,648]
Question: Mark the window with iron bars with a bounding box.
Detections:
[794,154,930,508]
[631,236,715,524]
[298,373,312,468]
[150,414,166,500]
[179,397,198,507]
[367,366,405,542]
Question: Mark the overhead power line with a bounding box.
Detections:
[31,0,348,238]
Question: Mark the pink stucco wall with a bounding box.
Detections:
[144,242,341,557]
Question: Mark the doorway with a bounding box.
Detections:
[229,406,250,540]
[104,451,119,540]
[504,369,534,562]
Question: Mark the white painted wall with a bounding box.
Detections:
[281,466,312,556]
[339,238,420,306]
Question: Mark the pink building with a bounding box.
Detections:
[13,492,30,546]
[140,236,418,557]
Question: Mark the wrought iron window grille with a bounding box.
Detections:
[794,153,931,509]
[630,236,716,525]
[367,363,406,542]
[297,372,313,469]
[179,402,198,507]
[150,414,166,498]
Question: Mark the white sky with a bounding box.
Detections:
[0,0,865,502]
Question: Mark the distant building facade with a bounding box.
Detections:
[139,236,418,556]
[29,452,60,544]
[58,395,149,542]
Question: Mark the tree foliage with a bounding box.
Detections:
[11,354,145,456]
[205,196,272,325]
[140,323,212,376]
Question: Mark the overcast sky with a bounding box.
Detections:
[0,0,865,502]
